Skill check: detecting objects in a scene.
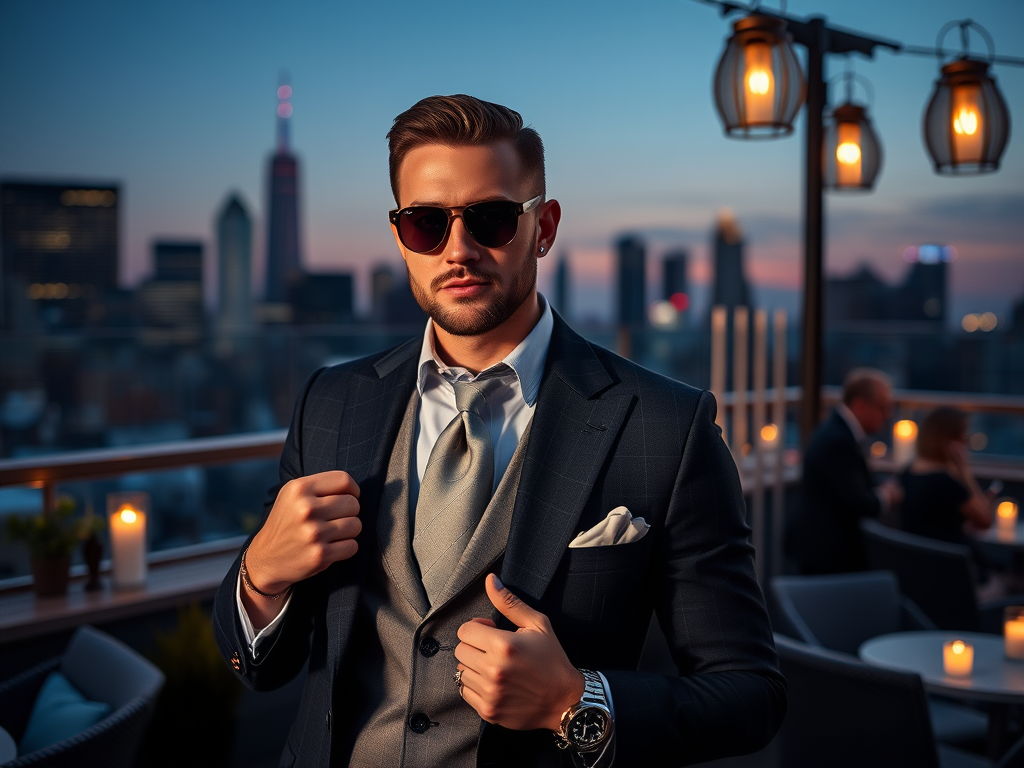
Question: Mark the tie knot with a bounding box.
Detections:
[453,374,506,416]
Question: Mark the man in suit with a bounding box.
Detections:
[785,367,903,575]
[213,94,785,767]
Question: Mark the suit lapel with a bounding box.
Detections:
[377,389,431,617]
[502,316,634,601]
[326,338,420,672]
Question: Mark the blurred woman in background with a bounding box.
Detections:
[900,407,995,544]
[900,406,1004,597]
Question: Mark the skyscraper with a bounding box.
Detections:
[216,193,253,333]
[710,209,750,313]
[552,252,570,320]
[616,234,646,328]
[1,180,119,329]
[138,241,204,329]
[263,78,303,304]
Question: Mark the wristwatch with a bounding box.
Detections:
[553,669,613,753]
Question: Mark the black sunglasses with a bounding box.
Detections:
[389,195,543,254]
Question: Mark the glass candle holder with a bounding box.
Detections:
[943,639,974,676]
[1005,606,1024,660]
[106,491,149,589]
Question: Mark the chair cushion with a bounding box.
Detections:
[18,671,111,754]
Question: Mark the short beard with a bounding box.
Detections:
[407,254,537,337]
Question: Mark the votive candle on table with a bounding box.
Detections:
[107,491,149,589]
[943,639,974,676]
[1005,607,1024,660]
[892,420,918,468]
[998,500,1019,531]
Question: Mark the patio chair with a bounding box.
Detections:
[861,518,1022,633]
[773,633,1001,768]
[0,624,165,767]
[770,570,988,752]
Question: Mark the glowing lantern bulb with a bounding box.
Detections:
[836,141,861,165]
[954,108,979,136]
[748,70,770,95]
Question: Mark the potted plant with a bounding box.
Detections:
[4,494,104,597]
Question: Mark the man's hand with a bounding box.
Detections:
[244,471,362,599]
[454,574,584,732]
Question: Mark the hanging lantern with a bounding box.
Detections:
[713,14,806,138]
[824,102,883,190]
[923,26,1011,175]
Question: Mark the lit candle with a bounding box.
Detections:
[892,420,918,468]
[1006,614,1024,660]
[998,500,1019,531]
[835,121,863,187]
[743,42,775,125]
[107,493,148,589]
[943,639,974,676]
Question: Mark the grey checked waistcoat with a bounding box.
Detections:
[345,390,531,768]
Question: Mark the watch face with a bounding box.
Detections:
[568,707,609,749]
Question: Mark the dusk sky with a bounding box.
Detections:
[2,0,1022,325]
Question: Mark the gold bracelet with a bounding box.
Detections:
[240,547,289,600]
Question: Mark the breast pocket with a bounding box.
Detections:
[556,535,653,624]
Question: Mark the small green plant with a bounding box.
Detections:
[4,495,105,559]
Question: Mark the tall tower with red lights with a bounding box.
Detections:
[263,76,303,304]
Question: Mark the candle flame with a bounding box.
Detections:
[836,141,861,165]
[761,423,778,443]
[953,108,979,136]
[999,501,1018,520]
[747,70,771,95]
[894,420,918,440]
[119,508,138,524]
[952,640,966,655]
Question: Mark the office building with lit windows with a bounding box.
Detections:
[0,179,119,329]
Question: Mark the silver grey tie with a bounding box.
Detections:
[413,376,504,605]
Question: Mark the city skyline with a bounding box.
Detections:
[1,0,1022,326]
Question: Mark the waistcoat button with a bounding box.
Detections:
[409,713,431,734]
[419,636,440,657]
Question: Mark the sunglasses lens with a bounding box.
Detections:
[395,200,523,252]
[464,201,519,248]
[399,207,450,253]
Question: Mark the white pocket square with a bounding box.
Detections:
[568,506,650,548]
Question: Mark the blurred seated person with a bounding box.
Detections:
[899,406,994,545]
[785,367,903,574]
[898,406,1010,599]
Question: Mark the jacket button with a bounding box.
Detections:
[326,710,332,732]
[409,713,431,734]
[419,637,440,657]
[230,652,241,671]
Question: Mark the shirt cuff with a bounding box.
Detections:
[235,570,292,662]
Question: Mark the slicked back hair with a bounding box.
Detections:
[387,94,545,204]
[842,367,892,407]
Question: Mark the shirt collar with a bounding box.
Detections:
[416,293,553,406]
[836,402,867,444]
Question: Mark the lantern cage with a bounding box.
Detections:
[823,102,883,191]
[713,14,806,139]
[923,57,1010,175]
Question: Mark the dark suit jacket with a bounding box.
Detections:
[212,313,786,767]
[785,408,882,575]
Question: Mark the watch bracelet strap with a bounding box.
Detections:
[554,669,612,752]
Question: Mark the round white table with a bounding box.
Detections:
[860,630,1024,758]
